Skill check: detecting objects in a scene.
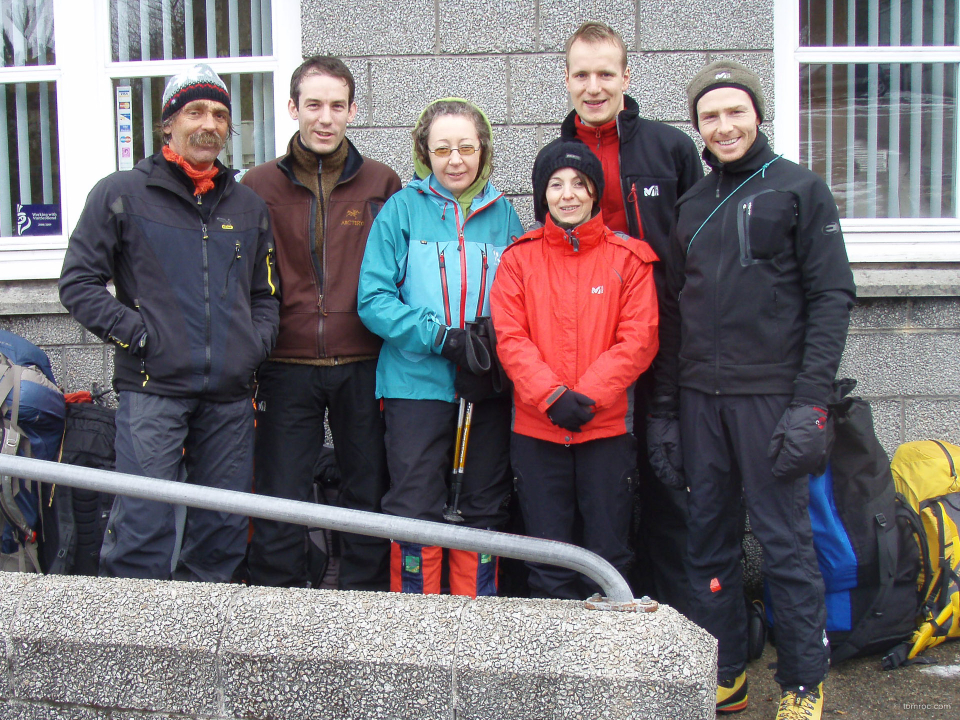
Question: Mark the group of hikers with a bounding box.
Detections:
[57,21,855,720]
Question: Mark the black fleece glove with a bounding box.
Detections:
[768,402,830,480]
[647,412,685,490]
[439,327,469,365]
[547,389,596,432]
[454,369,496,404]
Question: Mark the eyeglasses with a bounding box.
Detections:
[428,145,479,158]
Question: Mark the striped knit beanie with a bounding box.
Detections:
[161,64,231,121]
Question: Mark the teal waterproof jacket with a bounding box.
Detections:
[358,174,523,401]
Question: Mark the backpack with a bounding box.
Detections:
[58,397,117,576]
[764,379,918,663]
[881,440,960,669]
[0,330,67,573]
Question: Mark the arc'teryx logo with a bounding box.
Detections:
[342,208,364,227]
[591,286,604,294]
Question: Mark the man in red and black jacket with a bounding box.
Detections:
[542,21,703,614]
[242,56,401,590]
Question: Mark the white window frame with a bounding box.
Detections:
[774,0,960,262]
[0,0,302,281]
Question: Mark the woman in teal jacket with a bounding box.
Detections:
[359,98,523,597]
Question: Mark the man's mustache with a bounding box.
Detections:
[189,131,227,149]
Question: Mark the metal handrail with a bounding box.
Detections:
[0,454,635,603]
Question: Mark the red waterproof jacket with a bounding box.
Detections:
[491,212,659,445]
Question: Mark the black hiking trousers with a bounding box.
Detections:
[100,392,253,582]
[248,360,391,591]
[511,432,637,600]
[381,396,512,528]
[632,370,695,617]
[681,388,829,687]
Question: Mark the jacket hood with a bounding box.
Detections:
[412,98,494,213]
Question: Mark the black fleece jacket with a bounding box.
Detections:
[60,154,280,400]
[553,94,704,273]
[654,132,856,407]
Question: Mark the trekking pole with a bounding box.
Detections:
[443,399,473,523]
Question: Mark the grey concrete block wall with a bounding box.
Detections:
[840,297,960,456]
[300,0,776,226]
[0,307,114,402]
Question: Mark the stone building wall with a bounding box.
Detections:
[1,283,959,457]
[301,0,776,226]
[1,1,958,456]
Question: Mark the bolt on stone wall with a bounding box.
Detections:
[300,0,775,225]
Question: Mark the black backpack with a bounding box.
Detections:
[58,400,116,576]
[766,380,918,663]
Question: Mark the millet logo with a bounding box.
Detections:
[342,208,364,227]
[591,286,604,294]
[643,185,659,197]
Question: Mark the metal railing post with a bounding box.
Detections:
[0,455,636,603]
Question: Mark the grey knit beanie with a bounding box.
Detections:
[687,60,765,130]
[161,64,231,121]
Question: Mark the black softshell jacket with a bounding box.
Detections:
[59,154,280,400]
[656,132,856,406]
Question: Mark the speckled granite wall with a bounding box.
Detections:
[2,285,957,454]
[0,572,715,719]
[303,0,776,226]
[839,297,960,455]
[0,5,955,457]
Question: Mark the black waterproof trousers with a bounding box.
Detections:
[248,360,391,590]
[632,371,694,616]
[100,392,253,582]
[681,388,829,687]
[381,397,511,528]
[511,432,636,600]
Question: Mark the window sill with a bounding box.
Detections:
[853,264,960,298]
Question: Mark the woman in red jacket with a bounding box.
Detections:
[490,141,660,599]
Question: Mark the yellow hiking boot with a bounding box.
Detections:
[775,682,823,720]
[716,670,748,713]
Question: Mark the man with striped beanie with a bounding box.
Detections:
[60,63,280,583]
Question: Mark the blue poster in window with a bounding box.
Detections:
[16,204,62,236]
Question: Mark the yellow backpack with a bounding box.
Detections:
[883,441,960,668]
[892,440,960,512]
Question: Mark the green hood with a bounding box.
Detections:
[413,97,494,216]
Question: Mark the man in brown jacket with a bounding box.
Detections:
[242,56,401,590]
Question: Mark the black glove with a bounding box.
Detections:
[546,389,595,432]
[454,368,496,404]
[768,402,830,480]
[646,412,685,489]
[440,327,469,365]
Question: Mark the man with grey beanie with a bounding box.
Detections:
[60,63,280,583]
[648,59,855,720]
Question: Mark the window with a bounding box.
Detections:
[0,0,300,280]
[2,1,60,239]
[109,0,277,172]
[776,0,960,261]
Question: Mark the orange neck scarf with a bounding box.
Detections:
[162,145,219,196]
